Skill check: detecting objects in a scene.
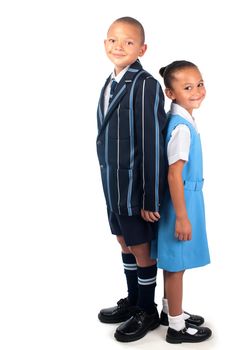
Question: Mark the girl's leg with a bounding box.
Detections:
[164,270,184,316]
[162,270,205,327]
[164,270,212,343]
[165,270,185,331]
[162,270,169,314]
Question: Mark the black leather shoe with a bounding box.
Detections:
[114,309,160,342]
[98,298,138,324]
[166,324,212,343]
[160,310,204,326]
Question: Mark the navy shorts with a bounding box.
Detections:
[107,210,157,246]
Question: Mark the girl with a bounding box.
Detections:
[154,60,212,343]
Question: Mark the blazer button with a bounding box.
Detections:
[97,140,101,145]
[100,165,104,168]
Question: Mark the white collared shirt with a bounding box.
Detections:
[104,66,129,115]
[167,103,198,165]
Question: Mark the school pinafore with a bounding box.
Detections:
[156,115,210,272]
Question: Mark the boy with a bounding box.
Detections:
[96,16,166,342]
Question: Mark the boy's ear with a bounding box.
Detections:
[139,44,147,57]
[165,88,175,100]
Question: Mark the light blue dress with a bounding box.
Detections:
[152,114,210,272]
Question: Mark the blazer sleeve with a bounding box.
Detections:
[135,76,166,212]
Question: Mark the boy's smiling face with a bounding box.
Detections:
[104,21,147,75]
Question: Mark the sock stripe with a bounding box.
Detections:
[138,276,156,285]
[123,263,137,271]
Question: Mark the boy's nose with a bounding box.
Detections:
[114,41,124,50]
[193,88,201,96]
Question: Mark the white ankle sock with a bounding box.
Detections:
[168,313,198,335]
[162,298,169,314]
[165,306,193,322]
[168,313,185,331]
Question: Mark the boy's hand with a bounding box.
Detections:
[175,217,192,241]
[141,209,160,223]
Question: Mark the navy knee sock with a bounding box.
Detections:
[137,264,157,314]
[122,253,138,306]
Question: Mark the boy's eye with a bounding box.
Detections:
[124,40,134,46]
[108,39,116,43]
[198,82,204,87]
[184,86,192,91]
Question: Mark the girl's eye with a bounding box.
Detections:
[198,82,204,87]
[184,86,192,91]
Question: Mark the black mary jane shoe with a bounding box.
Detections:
[166,324,212,344]
[160,310,204,326]
[114,309,160,342]
[98,297,138,324]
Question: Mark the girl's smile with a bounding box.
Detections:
[165,67,206,115]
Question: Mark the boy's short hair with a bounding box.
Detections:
[110,16,145,44]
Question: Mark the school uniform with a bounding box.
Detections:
[96,60,167,246]
[153,103,210,271]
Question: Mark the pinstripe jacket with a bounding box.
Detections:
[96,60,167,216]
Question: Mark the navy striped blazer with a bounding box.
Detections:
[96,60,167,216]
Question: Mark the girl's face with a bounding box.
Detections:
[104,22,147,75]
[166,67,206,114]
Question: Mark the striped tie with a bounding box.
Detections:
[109,79,118,104]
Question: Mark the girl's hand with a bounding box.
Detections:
[141,209,160,223]
[175,217,192,241]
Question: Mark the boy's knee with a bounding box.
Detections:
[116,235,130,253]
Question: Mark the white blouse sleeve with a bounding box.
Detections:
[167,124,191,165]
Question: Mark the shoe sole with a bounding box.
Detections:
[114,320,160,342]
[166,330,212,344]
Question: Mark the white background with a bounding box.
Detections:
[0,0,235,349]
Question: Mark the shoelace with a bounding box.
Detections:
[132,310,146,321]
[117,298,129,308]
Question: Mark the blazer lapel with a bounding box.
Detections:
[97,60,144,139]
[97,81,127,139]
